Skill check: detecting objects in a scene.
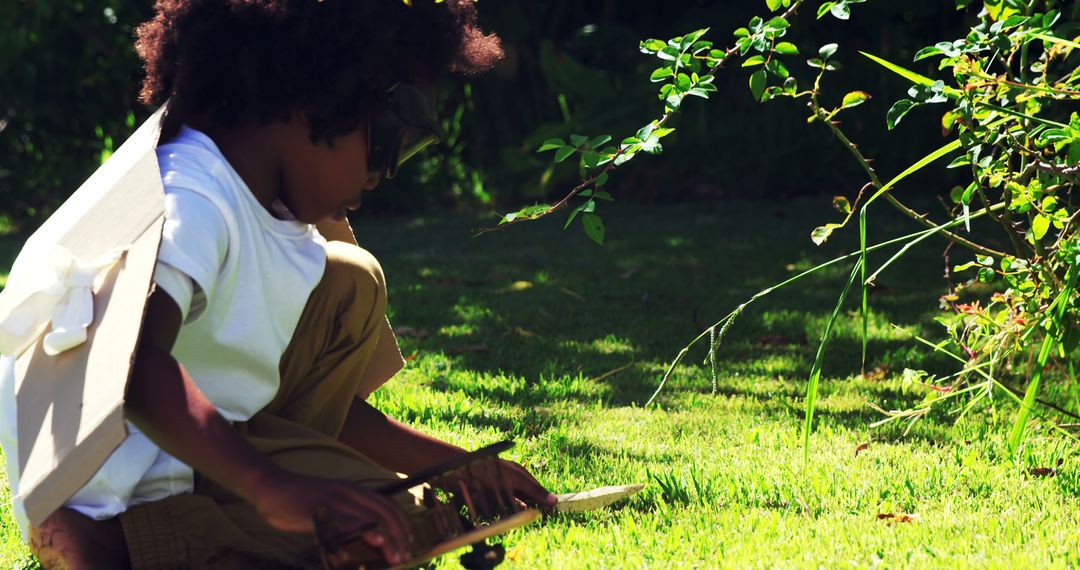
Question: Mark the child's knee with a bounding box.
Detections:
[31,508,128,570]
[323,242,387,309]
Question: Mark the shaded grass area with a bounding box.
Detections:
[3,201,1079,568]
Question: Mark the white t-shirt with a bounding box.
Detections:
[0,126,328,533]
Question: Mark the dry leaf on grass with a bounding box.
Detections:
[877,512,920,524]
[859,365,890,382]
[1026,460,1062,478]
[855,442,870,457]
[500,280,533,292]
[505,544,525,562]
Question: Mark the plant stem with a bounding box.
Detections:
[811,101,1006,259]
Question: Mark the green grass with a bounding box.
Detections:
[3,201,1080,568]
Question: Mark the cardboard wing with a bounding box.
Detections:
[0,108,166,526]
[1,109,405,528]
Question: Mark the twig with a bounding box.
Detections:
[998,379,1080,421]
[811,101,1006,259]
[590,362,636,383]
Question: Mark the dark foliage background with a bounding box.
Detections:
[1,0,970,230]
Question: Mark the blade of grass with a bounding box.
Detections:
[860,52,942,91]
[859,206,869,375]
[865,201,1005,283]
[975,102,1069,129]
[803,258,863,459]
[867,140,963,205]
[1008,266,1078,456]
[1029,32,1080,50]
[860,51,1056,134]
[1007,335,1057,456]
[647,205,1000,408]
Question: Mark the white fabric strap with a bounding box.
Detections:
[0,245,128,358]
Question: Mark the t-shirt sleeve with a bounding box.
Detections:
[153,188,229,323]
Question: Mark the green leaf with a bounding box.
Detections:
[774,41,799,55]
[766,0,783,11]
[564,200,595,229]
[841,91,871,109]
[657,46,679,61]
[554,146,577,163]
[593,191,614,201]
[811,224,839,245]
[589,135,613,148]
[650,66,675,82]
[640,39,667,54]
[832,195,852,214]
[765,16,790,31]
[569,134,588,147]
[886,99,918,130]
[583,151,600,169]
[1033,214,1050,240]
[595,172,609,187]
[749,69,767,102]
[582,213,605,245]
[537,138,565,153]
[830,2,850,19]
[766,60,789,79]
[819,43,839,59]
[742,55,767,67]
[913,46,943,61]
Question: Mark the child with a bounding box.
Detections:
[2,1,555,568]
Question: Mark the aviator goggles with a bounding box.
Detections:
[367,83,443,179]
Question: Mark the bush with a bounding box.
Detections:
[0,0,151,232]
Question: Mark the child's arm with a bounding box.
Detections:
[124,290,412,564]
[339,398,557,509]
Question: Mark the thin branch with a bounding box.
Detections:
[476,0,809,235]
[811,102,1007,259]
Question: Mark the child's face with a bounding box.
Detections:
[276,117,379,224]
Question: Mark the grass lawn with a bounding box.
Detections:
[2,201,1079,568]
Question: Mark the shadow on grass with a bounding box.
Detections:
[358,202,972,439]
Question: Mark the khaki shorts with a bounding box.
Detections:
[120,241,412,569]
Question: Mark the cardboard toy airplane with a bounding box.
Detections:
[0,108,405,528]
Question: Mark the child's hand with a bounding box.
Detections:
[448,458,557,511]
[249,468,413,565]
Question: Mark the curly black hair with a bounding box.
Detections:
[136,0,502,142]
